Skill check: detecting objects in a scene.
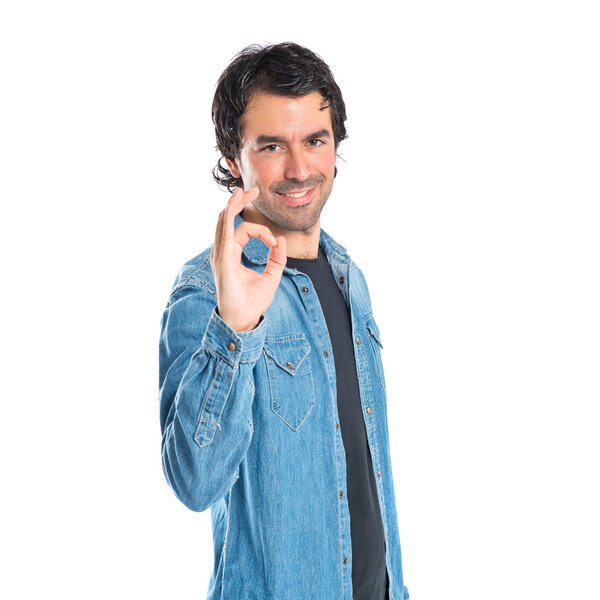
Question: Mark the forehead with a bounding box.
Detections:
[240,91,333,143]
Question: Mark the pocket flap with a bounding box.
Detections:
[263,336,311,375]
[365,315,384,348]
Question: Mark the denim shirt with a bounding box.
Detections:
[159,213,409,600]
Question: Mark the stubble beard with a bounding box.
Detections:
[255,177,334,233]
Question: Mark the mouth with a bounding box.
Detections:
[275,187,316,206]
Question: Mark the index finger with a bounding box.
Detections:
[221,186,260,254]
[213,186,247,263]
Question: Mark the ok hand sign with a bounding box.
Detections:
[210,187,287,332]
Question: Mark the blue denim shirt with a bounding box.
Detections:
[159,213,409,600]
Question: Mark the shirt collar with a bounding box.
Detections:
[233,212,350,267]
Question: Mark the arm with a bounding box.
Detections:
[159,186,286,512]
[158,284,267,512]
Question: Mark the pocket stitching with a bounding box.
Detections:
[263,337,315,431]
[263,336,311,374]
[365,315,386,390]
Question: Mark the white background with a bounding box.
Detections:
[1,1,599,598]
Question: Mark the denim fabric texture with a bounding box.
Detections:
[159,212,409,600]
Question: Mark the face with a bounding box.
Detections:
[226,90,337,233]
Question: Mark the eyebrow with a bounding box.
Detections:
[254,129,331,146]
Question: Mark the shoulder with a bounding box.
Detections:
[319,226,360,275]
[167,245,216,300]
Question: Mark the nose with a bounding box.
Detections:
[283,146,310,182]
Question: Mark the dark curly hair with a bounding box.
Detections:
[212,42,348,191]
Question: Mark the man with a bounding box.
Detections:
[159,42,409,600]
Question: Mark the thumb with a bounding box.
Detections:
[263,235,287,284]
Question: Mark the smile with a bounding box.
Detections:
[276,187,316,206]
[281,191,310,198]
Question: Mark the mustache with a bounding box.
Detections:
[272,176,324,194]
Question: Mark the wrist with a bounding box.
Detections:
[216,307,260,333]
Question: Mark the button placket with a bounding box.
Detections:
[296,266,355,583]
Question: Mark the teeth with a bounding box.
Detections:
[281,191,308,198]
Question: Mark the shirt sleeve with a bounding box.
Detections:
[158,283,267,512]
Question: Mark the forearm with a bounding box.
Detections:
[159,291,266,512]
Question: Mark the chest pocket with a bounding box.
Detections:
[263,335,315,431]
[365,315,386,391]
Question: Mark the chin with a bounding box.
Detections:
[264,211,314,232]
[281,220,318,233]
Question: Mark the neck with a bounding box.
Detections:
[241,204,321,259]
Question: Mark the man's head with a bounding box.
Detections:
[212,42,347,233]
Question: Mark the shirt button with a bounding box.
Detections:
[339,276,345,284]
[342,557,348,565]
[355,337,361,345]
[286,361,294,370]
[386,534,389,541]
[227,341,236,351]
[339,490,344,498]
[302,286,310,293]
[323,350,330,358]
[335,422,339,429]
[377,470,381,477]
[367,406,373,414]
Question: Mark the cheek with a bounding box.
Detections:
[239,153,277,186]
[314,152,336,176]
[315,144,337,167]
[252,161,282,188]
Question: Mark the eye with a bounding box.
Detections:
[260,144,279,153]
[307,139,325,147]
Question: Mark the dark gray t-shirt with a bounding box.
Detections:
[286,245,389,600]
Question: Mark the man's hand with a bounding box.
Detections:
[210,186,287,332]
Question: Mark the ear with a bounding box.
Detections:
[225,157,241,179]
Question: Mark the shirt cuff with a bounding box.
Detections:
[201,306,267,368]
